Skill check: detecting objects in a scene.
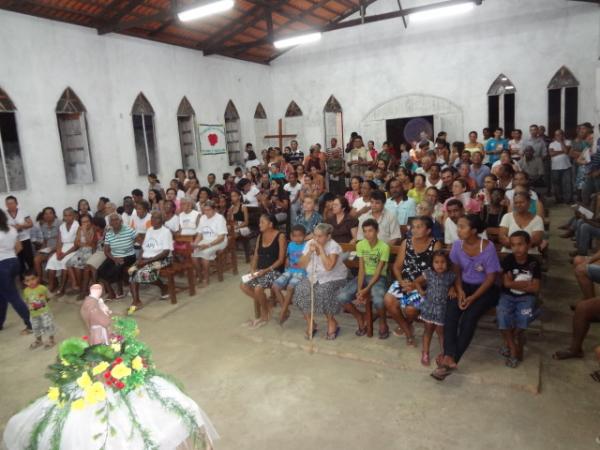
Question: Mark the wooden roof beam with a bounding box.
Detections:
[97,0,147,34]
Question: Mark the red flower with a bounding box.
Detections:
[115,357,123,364]
[115,381,125,389]
[82,336,88,340]
[106,379,112,386]
[103,372,110,379]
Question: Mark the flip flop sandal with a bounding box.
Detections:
[552,349,583,360]
[505,357,520,368]
[160,293,170,300]
[21,328,33,336]
[392,328,405,338]
[250,319,268,330]
[279,310,291,326]
[115,293,125,300]
[355,326,367,337]
[590,371,600,383]
[435,354,444,367]
[44,341,56,349]
[326,326,341,341]
[406,335,416,347]
[29,341,43,350]
[304,328,318,340]
[378,329,390,340]
[430,365,453,381]
[498,346,511,358]
[421,352,431,366]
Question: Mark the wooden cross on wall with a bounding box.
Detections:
[265,118,297,149]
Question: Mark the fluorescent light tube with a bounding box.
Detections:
[410,2,475,23]
[274,32,322,49]
[178,0,234,22]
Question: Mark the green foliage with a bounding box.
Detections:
[84,344,116,362]
[26,404,56,450]
[58,338,89,362]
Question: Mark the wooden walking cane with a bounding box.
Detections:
[308,242,317,352]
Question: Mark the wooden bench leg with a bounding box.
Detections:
[168,274,177,304]
[231,247,238,275]
[365,296,374,338]
[187,267,196,296]
[242,240,251,263]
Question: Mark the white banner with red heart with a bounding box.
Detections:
[198,124,226,155]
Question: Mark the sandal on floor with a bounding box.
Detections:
[378,328,390,340]
[552,349,583,360]
[498,346,510,358]
[278,310,290,326]
[430,365,454,381]
[160,292,170,300]
[304,327,318,340]
[355,326,367,337]
[505,357,520,368]
[326,326,340,341]
[590,370,600,383]
[249,319,268,330]
[435,354,444,368]
[115,293,125,300]
[392,327,405,337]
[21,328,33,336]
[29,341,43,350]
[406,335,416,347]
[421,352,430,366]
[44,341,55,349]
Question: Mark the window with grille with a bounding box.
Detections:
[132,93,158,175]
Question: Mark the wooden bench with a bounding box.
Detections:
[212,222,239,281]
[159,235,196,304]
[238,207,262,263]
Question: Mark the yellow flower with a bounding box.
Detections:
[111,343,122,353]
[71,398,86,411]
[110,363,131,380]
[127,306,136,315]
[131,356,143,371]
[84,382,106,405]
[61,358,70,367]
[77,372,92,389]
[92,361,110,376]
[47,386,60,402]
[61,373,68,379]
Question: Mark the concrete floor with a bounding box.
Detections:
[2,205,600,450]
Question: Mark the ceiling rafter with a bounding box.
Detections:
[98,0,148,34]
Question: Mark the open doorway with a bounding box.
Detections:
[386,115,434,152]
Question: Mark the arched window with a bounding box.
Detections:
[254,102,268,151]
[132,93,158,175]
[0,87,25,192]
[324,95,343,150]
[487,74,516,136]
[177,96,198,170]
[284,100,303,149]
[56,88,93,184]
[224,100,241,165]
[548,66,579,138]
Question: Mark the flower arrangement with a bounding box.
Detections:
[10,316,214,450]
[45,317,154,410]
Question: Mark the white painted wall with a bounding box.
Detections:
[0,10,273,213]
[0,0,598,214]
[270,0,600,148]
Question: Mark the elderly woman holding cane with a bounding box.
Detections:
[292,223,348,340]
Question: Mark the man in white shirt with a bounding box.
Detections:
[239,179,260,207]
[356,191,401,245]
[284,172,303,224]
[444,199,464,247]
[508,129,524,161]
[549,129,573,204]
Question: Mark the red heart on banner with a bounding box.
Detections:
[208,133,218,146]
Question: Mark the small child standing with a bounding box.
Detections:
[497,231,541,368]
[272,225,307,325]
[415,251,456,366]
[23,272,55,349]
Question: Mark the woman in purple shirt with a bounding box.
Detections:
[432,214,501,381]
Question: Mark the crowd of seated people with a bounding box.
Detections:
[2,123,600,381]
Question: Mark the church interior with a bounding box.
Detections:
[1,0,600,449]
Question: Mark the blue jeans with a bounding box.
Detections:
[0,257,31,330]
[337,275,387,309]
[576,222,600,256]
[496,293,536,330]
[551,168,572,203]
